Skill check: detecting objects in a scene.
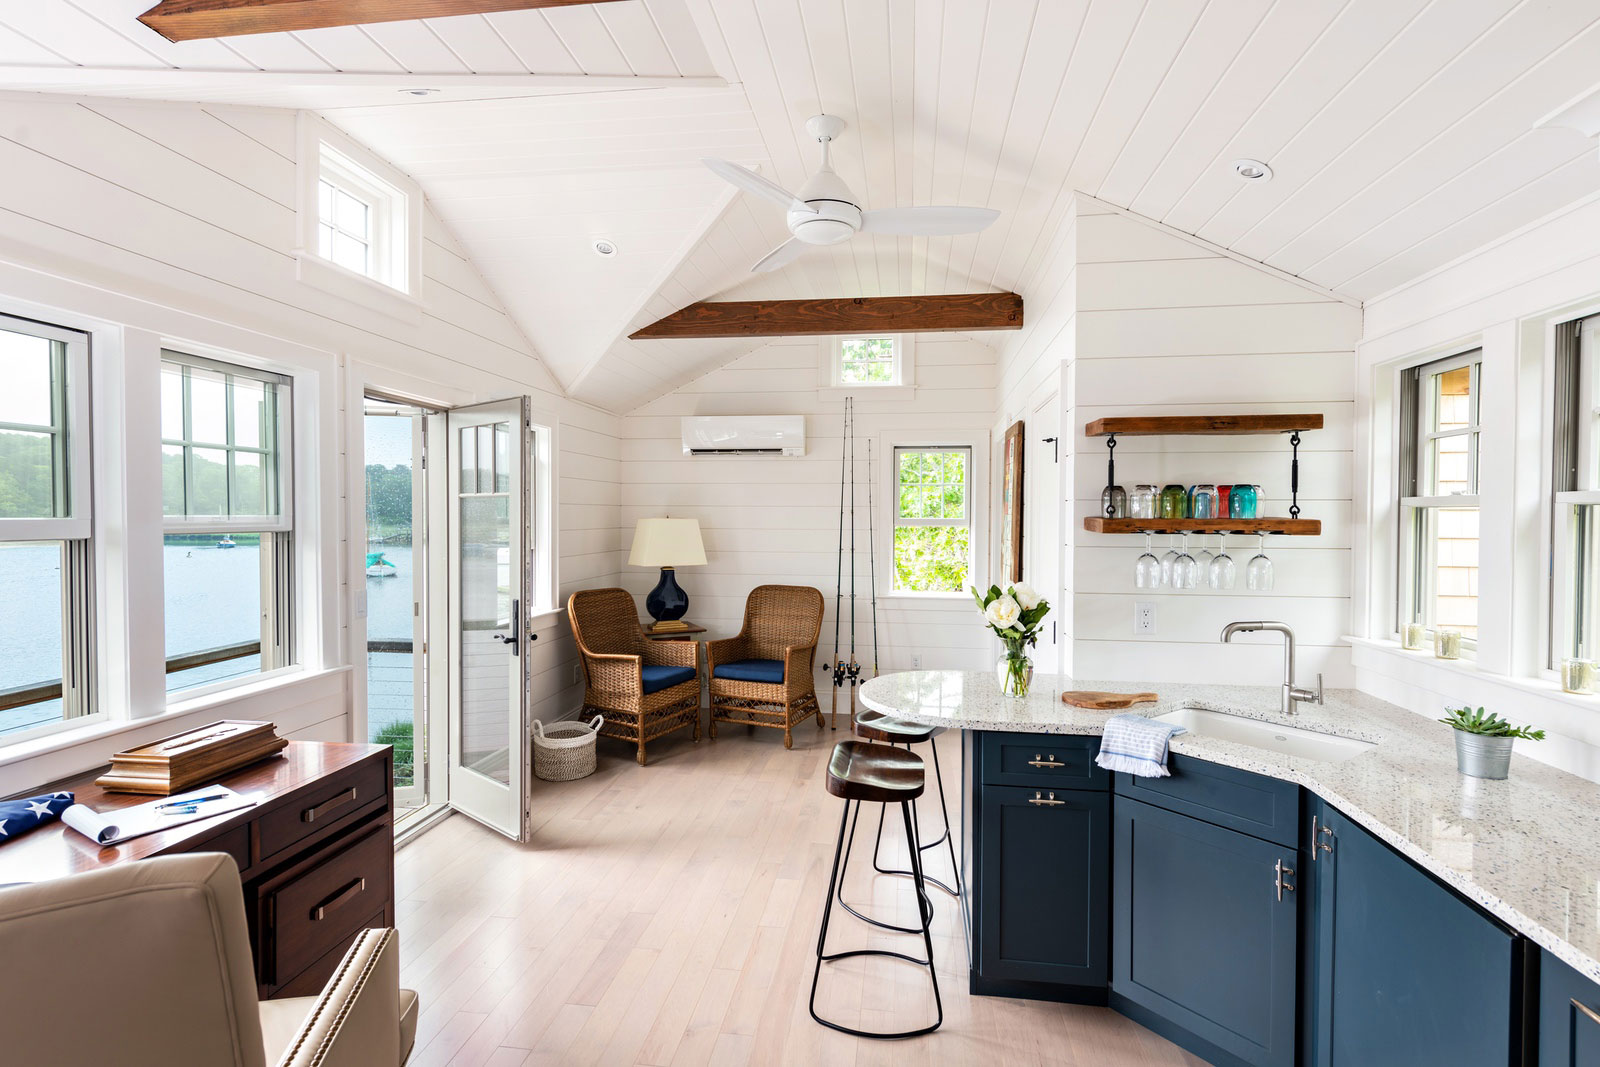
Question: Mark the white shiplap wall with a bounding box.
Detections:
[0,95,622,789]
[1068,198,1362,686]
[620,336,998,685]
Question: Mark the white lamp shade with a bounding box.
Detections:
[628,517,706,567]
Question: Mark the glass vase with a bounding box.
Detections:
[996,650,1033,697]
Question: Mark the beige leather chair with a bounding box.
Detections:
[0,852,418,1067]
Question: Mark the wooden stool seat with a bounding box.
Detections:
[825,741,925,804]
[854,708,942,745]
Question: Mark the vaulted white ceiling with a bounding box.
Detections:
[3,1,1600,413]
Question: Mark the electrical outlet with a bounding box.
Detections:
[1134,602,1157,636]
[911,654,922,670]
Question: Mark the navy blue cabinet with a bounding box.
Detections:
[1308,798,1523,1066]
[966,732,1109,1000]
[1539,948,1600,1066]
[1112,795,1300,1067]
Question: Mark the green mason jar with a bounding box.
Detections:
[1159,484,1189,519]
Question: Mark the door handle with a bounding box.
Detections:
[493,598,521,656]
[1028,791,1065,807]
[1310,815,1334,861]
[1027,755,1064,768]
[1275,858,1296,901]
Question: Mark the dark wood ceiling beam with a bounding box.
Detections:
[629,292,1024,340]
[138,0,626,43]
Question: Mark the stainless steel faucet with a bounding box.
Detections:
[1220,621,1324,715]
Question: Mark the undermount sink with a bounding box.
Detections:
[1154,707,1377,763]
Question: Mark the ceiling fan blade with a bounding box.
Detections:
[860,206,1000,236]
[703,158,816,215]
[751,237,809,274]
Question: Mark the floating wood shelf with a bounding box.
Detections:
[1084,414,1324,437]
[1083,517,1321,536]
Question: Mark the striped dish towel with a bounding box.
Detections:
[1095,713,1185,778]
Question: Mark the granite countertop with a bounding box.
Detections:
[859,670,1600,986]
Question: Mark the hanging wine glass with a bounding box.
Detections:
[1160,536,1181,587]
[1135,531,1163,589]
[1171,533,1200,590]
[1209,533,1237,590]
[1246,533,1274,592]
[1194,535,1215,576]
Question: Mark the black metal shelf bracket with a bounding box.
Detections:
[1289,431,1302,519]
[1104,433,1117,517]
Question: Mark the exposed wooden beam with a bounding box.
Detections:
[138,0,626,43]
[629,293,1025,340]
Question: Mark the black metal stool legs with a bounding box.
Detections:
[811,797,943,1039]
[867,739,962,896]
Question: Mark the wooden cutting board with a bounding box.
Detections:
[1061,690,1159,710]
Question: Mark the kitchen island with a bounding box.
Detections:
[859,670,1600,1067]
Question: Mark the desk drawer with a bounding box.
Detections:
[1115,753,1300,848]
[258,756,387,863]
[263,823,391,985]
[980,733,1107,790]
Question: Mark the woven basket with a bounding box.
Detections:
[533,715,603,782]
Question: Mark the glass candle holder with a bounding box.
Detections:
[1434,629,1462,660]
[1159,484,1189,519]
[1401,623,1427,651]
[1129,484,1158,519]
[1562,658,1597,695]
[1102,484,1128,518]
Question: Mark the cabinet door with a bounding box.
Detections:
[1113,797,1299,1067]
[1311,800,1517,1066]
[976,784,1109,987]
[1540,948,1600,1066]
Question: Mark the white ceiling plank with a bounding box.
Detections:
[0,5,166,69]
[481,10,585,74]
[0,23,71,66]
[67,0,257,70]
[289,26,410,73]
[644,0,717,79]
[540,5,635,76]
[356,21,473,74]
[201,25,337,72]
[595,2,682,77]
[420,14,532,74]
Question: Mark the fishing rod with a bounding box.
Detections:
[829,396,847,728]
[866,438,879,680]
[846,392,859,730]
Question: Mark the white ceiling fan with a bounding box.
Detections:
[704,115,1001,274]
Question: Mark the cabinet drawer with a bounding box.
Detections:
[1116,753,1300,848]
[272,907,389,999]
[981,733,1107,790]
[263,824,391,985]
[258,756,388,863]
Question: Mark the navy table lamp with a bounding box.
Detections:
[628,517,707,632]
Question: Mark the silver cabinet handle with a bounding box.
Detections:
[1275,858,1296,901]
[1028,791,1065,807]
[1311,815,1334,861]
[1027,754,1064,768]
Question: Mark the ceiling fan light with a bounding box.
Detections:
[793,217,856,245]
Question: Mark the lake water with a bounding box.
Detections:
[0,541,417,735]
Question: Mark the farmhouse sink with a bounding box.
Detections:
[1154,707,1376,764]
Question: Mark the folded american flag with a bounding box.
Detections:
[1095,714,1185,778]
[0,792,74,842]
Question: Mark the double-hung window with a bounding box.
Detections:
[892,447,972,593]
[161,353,294,694]
[1553,317,1600,668]
[0,315,94,741]
[827,335,915,391]
[1399,350,1482,645]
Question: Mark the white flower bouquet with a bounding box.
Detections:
[972,581,1050,697]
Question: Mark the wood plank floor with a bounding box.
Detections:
[395,719,1209,1066]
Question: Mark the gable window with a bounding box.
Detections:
[1553,317,1600,669]
[161,353,294,695]
[893,446,971,594]
[824,335,916,394]
[0,314,95,742]
[318,173,374,278]
[1399,350,1482,647]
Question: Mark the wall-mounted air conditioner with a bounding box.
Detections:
[681,415,805,457]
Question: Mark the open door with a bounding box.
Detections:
[1029,391,1062,675]
[446,397,530,840]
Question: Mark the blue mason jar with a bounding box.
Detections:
[1229,484,1258,519]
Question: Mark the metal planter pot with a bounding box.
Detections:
[1453,730,1515,780]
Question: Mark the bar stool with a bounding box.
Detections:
[844,708,960,907]
[811,740,943,1039]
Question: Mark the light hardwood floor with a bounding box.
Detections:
[395,719,1208,1067]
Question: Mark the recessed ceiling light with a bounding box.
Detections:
[593,239,619,257]
[1232,158,1273,182]
[400,88,439,97]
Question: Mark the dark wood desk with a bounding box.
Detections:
[0,741,394,999]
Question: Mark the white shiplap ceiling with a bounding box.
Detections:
[2,0,1599,413]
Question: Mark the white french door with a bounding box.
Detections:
[445,397,530,840]
[1029,391,1063,675]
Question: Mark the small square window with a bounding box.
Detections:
[826,335,914,392]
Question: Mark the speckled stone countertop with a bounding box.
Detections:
[859,670,1600,987]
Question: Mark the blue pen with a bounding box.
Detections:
[164,805,199,815]
[155,792,229,812]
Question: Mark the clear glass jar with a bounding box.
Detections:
[1129,484,1158,519]
[1159,484,1189,519]
[1190,484,1218,519]
[1101,484,1128,518]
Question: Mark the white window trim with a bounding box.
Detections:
[818,334,916,401]
[0,313,92,542]
[295,113,424,324]
[1548,315,1600,672]
[876,429,988,603]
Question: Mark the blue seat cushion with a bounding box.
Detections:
[713,659,786,685]
[641,664,697,694]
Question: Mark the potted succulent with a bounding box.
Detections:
[1437,705,1545,780]
[972,581,1050,698]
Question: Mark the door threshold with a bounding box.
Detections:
[394,803,452,848]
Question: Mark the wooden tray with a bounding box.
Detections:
[95,720,287,795]
[1061,691,1159,710]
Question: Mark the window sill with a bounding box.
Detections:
[295,252,424,326]
[0,665,351,773]
[1347,636,1600,709]
[817,385,916,403]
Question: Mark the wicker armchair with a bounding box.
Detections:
[568,588,701,766]
[707,584,825,749]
